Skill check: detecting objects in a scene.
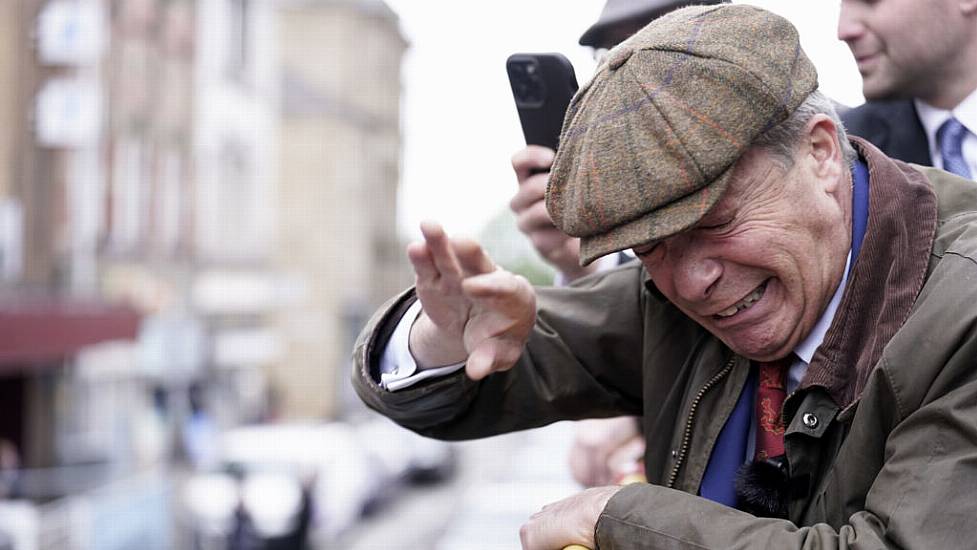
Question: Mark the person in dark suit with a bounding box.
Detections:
[838,0,977,178]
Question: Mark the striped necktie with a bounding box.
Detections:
[937,117,972,179]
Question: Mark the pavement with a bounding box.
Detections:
[331,422,582,550]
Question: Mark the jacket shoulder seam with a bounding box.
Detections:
[880,355,908,422]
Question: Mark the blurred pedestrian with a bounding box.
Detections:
[182,382,220,471]
[839,0,977,178]
[0,439,19,499]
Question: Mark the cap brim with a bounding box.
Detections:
[579,9,664,48]
[578,166,734,265]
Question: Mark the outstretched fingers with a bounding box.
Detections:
[419,221,462,281]
[406,223,536,379]
[408,223,473,346]
[453,238,496,277]
[406,241,438,281]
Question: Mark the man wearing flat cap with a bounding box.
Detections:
[354,4,977,549]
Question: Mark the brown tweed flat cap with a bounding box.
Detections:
[548,4,817,265]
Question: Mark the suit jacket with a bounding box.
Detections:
[842,99,932,166]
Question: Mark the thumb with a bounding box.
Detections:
[465,343,497,381]
[465,338,521,380]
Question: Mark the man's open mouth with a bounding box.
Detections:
[714,281,769,319]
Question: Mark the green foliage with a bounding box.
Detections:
[478,208,556,286]
[501,256,557,286]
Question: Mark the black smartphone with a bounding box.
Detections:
[506,53,579,152]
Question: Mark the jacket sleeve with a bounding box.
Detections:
[595,359,977,549]
[350,263,654,440]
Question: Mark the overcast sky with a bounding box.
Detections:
[382,0,864,241]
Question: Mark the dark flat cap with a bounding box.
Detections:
[579,0,727,48]
[548,4,817,265]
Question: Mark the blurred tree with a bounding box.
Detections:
[478,208,556,286]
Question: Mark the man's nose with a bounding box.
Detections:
[671,244,722,303]
[837,2,863,43]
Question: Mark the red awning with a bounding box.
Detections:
[0,298,141,367]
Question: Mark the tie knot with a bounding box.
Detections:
[938,117,968,151]
[757,356,793,390]
[937,117,972,179]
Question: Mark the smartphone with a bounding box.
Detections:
[506,53,579,152]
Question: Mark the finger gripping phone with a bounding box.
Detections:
[506,53,579,152]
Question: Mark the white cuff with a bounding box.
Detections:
[378,301,466,391]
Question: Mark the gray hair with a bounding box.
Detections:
[751,90,856,169]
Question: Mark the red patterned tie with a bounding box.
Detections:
[755,356,793,460]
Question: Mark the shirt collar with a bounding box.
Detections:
[793,250,852,365]
[914,87,977,164]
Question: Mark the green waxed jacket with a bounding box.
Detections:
[352,139,977,549]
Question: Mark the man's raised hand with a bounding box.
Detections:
[407,222,536,380]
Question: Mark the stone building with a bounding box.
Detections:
[274,0,408,419]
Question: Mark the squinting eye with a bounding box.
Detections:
[700,219,732,231]
[634,243,660,258]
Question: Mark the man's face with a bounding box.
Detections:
[838,0,967,102]
[635,147,850,361]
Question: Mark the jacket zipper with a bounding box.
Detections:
[665,356,737,489]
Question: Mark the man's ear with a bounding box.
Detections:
[804,114,845,191]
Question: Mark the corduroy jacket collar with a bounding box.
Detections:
[802,137,938,408]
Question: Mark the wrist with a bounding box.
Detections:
[408,312,468,369]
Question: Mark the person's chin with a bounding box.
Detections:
[711,321,787,362]
[861,73,904,102]
[722,335,787,362]
[713,302,796,360]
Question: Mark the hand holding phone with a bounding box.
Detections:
[506,54,595,281]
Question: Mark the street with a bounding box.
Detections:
[332,422,581,550]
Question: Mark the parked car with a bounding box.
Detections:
[181,419,456,547]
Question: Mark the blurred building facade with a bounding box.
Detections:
[274,0,408,420]
[0,0,409,545]
[189,0,281,426]
[0,0,280,547]
[0,0,164,548]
